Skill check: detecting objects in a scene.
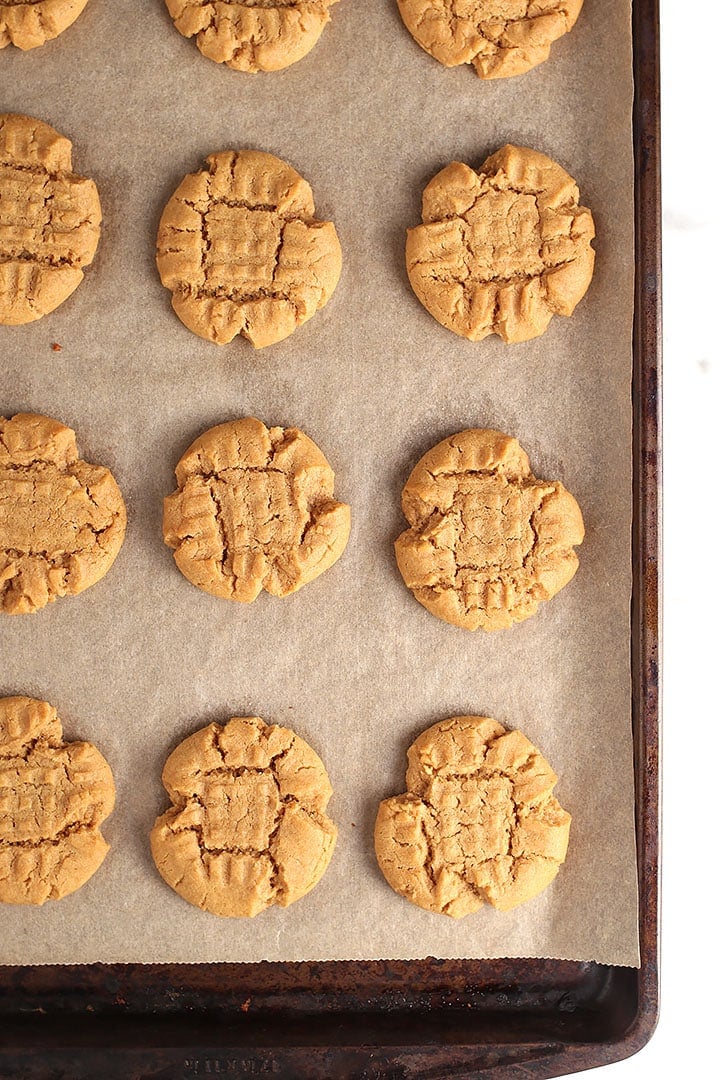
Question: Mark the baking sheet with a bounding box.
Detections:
[0,0,639,967]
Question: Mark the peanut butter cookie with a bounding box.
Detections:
[375,715,571,916]
[0,413,126,614]
[395,428,584,630]
[0,113,101,324]
[157,149,341,347]
[406,144,595,343]
[1,0,89,50]
[164,1,339,72]
[0,696,115,905]
[151,716,337,917]
[397,0,584,79]
[163,417,350,602]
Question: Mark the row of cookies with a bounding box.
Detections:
[0,695,571,918]
[0,112,596,348]
[3,1,585,83]
[0,411,584,630]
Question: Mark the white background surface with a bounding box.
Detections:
[564,2,718,1077]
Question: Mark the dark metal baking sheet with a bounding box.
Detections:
[0,0,660,1074]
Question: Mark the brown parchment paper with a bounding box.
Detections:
[0,0,639,967]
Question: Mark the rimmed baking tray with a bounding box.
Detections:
[0,0,660,1075]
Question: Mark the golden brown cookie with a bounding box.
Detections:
[397,0,584,79]
[0,0,89,50]
[375,715,571,916]
[163,417,350,602]
[150,716,337,917]
[0,113,101,324]
[164,0,339,72]
[0,413,126,614]
[156,149,341,348]
[406,144,595,343]
[0,696,115,905]
[395,428,584,630]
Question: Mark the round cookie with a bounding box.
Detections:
[150,716,338,917]
[0,114,101,324]
[0,412,127,614]
[157,150,341,347]
[375,715,571,916]
[406,144,595,343]
[0,696,115,905]
[163,417,350,602]
[164,0,339,73]
[394,428,584,631]
[397,0,584,79]
[0,0,89,50]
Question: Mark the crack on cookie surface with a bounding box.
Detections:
[165,0,338,72]
[406,145,595,343]
[0,114,101,322]
[375,715,571,916]
[0,413,126,615]
[395,428,583,631]
[397,0,583,79]
[0,696,115,905]
[150,716,337,917]
[157,150,341,346]
[0,1,89,51]
[163,417,350,603]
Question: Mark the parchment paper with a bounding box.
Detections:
[0,0,639,967]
